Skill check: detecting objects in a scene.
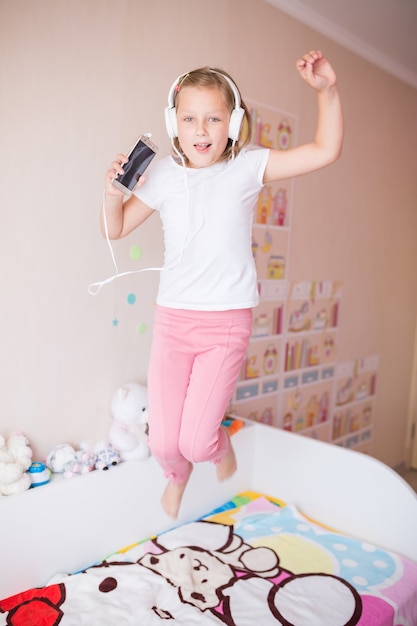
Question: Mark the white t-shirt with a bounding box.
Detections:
[134,147,269,310]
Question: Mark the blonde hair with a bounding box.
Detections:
[171,66,252,163]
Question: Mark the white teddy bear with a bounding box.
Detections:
[0,432,33,496]
[108,382,150,461]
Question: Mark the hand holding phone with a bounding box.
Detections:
[111,135,158,195]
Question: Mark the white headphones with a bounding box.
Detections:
[164,69,245,142]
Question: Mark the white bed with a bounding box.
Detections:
[1,421,417,624]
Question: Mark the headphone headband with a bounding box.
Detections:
[164,68,245,142]
[167,70,241,110]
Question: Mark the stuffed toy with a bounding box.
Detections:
[0,432,33,496]
[63,448,97,478]
[46,443,77,473]
[108,382,150,461]
[46,441,122,477]
[94,444,121,470]
[46,443,97,478]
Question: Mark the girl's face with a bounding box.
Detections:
[175,85,231,168]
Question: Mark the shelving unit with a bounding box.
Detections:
[331,356,378,452]
[230,99,378,453]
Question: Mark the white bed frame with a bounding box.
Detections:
[1,421,417,600]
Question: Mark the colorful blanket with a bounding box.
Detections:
[1,492,417,625]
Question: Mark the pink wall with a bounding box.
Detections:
[1,0,416,468]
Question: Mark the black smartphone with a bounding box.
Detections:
[112,135,158,195]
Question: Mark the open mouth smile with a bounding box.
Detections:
[194,143,211,152]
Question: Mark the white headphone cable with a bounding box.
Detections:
[88,142,191,297]
[88,191,168,296]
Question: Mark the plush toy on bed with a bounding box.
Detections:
[46,443,99,478]
[0,432,33,496]
[108,382,150,461]
[46,443,77,474]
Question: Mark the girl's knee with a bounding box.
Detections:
[179,433,226,465]
[181,445,208,464]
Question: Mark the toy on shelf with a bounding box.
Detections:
[45,441,122,478]
[222,416,244,436]
[46,443,77,474]
[46,443,95,478]
[108,382,150,461]
[28,462,51,487]
[0,432,33,496]
[94,444,121,470]
[41,382,150,482]
[62,448,97,478]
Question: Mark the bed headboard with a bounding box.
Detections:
[1,421,416,600]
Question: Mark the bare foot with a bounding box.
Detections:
[216,427,237,481]
[161,463,193,519]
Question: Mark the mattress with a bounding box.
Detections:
[1,491,416,625]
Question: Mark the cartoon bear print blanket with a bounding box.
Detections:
[1,493,417,625]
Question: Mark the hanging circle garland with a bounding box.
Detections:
[129,244,142,261]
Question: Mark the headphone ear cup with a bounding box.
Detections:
[164,106,178,139]
[229,107,245,142]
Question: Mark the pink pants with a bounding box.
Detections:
[147,305,252,484]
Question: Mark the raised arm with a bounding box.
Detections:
[263,50,343,183]
[100,154,155,240]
